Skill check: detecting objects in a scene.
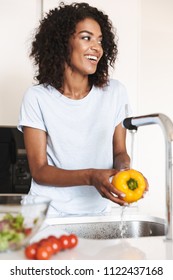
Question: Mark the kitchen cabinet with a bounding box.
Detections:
[0,0,41,125]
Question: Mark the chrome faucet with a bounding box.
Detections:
[123,113,173,241]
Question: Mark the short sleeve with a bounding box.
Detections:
[18,87,46,132]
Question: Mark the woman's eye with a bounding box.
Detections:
[81,36,102,45]
[82,36,90,41]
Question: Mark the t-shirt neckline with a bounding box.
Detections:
[48,85,95,105]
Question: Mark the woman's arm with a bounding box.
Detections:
[23,126,92,186]
[24,126,127,205]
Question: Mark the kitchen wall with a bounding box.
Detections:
[135,0,173,216]
[0,0,42,125]
[0,0,173,216]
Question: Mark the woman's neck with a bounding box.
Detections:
[59,69,91,100]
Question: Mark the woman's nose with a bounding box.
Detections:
[90,39,102,51]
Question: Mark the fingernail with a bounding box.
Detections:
[120,193,126,197]
[109,176,114,182]
[124,203,129,206]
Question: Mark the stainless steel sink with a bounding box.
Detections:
[57,216,166,239]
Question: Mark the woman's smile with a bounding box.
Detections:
[84,54,99,64]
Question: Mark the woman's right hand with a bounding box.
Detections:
[89,169,128,206]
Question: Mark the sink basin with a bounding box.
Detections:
[57,216,166,239]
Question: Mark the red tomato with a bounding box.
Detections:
[25,243,38,260]
[47,236,62,254]
[47,235,55,239]
[36,246,51,260]
[25,234,78,260]
[59,235,70,250]
[38,240,54,256]
[37,238,47,246]
[68,234,78,248]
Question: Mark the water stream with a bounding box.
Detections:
[119,206,128,238]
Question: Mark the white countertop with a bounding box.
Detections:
[0,207,173,260]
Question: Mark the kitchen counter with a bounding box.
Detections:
[0,207,173,260]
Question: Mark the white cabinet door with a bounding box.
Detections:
[0,0,42,125]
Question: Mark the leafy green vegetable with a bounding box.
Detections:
[0,213,32,252]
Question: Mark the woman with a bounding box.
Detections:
[18,2,133,216]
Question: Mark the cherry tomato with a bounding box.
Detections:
[47,236,62,254]
[68,234,78,248]
[47,235,55,239]
[25,243,38,260]
[37,238,47,246]
[59,235,70,250]
[25,234,79,260]
[38,240,54,256]
[36,246,51,260]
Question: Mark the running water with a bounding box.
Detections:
[119,205,128,238]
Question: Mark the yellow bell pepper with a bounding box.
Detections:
[112,169,146,203]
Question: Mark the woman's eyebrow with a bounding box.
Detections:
[78,30,102,37]
[78,30,92,34]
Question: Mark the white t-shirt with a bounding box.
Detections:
[18,79,132,217]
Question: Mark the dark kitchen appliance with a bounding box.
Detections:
[0,126,31,193]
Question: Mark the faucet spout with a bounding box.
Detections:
[123,113,173,240]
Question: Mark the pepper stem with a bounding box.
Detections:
[127,178,138,190]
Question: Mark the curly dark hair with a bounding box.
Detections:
[30,2,118,89]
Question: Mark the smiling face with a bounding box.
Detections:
[67,18,103,77]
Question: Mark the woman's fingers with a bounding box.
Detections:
[99,182,127,206]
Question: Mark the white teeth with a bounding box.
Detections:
[85,55,97,61]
